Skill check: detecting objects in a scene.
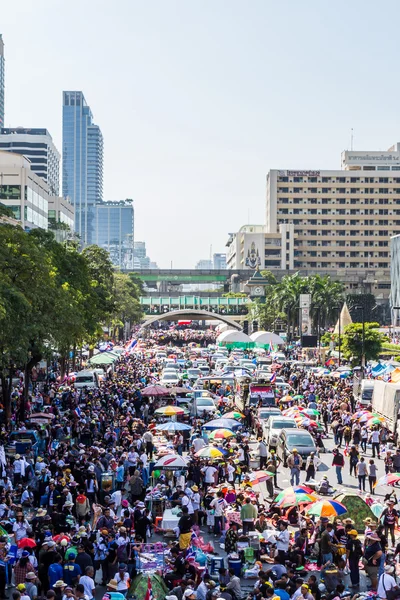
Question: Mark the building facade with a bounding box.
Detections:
[213,253,227,269]
[0,35,4,128]
[390,234,400,319]
[62,91,103,246]
[226,224,295,271]
[0,150,49,230]
[94,200,134,269]
[265,145,400,298]
[0,128,60,195]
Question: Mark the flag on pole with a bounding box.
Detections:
[270,371,277,383]
[269,340,274,354]
[144,576,153,600]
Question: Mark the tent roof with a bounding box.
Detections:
[250,331,285,345]
[216,330,252,344]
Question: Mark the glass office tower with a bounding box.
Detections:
[0,35,5,127]
[62,91,103,245]
[94,200,134,269]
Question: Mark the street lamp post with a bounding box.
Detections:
[333,305,342,367]
[354,305,365,374]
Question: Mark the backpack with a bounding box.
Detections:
[117,542,129,562]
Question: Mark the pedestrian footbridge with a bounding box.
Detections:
[141,308,243,330]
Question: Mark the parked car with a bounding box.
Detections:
[276,429,318,467]
[263,416,298,450]
[190,397,218,417]
[256,407,281,425]
[160,371,180,386]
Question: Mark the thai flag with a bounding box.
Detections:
[74,406,82,418]
[144,576,153,600]
[270,371,277,383]
[269,341,274,354]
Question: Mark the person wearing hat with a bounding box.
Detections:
[24,573,37,600]
[191,485,201,525]
[63,553,82,587]
[382,500,399,547]
[114,563,130,595]
[14,551,34,585]
[364,532,383,591]
[346,530,362,588]
[378,564,399,599]
[287,450,302,486]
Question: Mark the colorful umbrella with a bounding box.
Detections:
[208,428,235,440]
[142,385,170,396]
[202,418,241,431]
[282,406,303,416]
[17,538,36,549]
[249,470,275,484]
[293,395,304,400]
[306,499,347,517]
[154,406,186,416]
[280,395,294,403]
[300,408,320,417]
[367,416,386,426]
[223,411,244,419]
[374,473,400,488]
[352,410,370,420]
[274,486,318,506]
[195,447,224,459]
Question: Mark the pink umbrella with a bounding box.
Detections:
[141,385,170,396]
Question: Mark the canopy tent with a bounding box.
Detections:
[391,368,400,383]
[88,352,118,365]
[216,330,253,349]
[333,492,376,531]
[250,331,285,347]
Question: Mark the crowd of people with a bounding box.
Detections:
[0,338,399,600]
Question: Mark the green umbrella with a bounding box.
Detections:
[88,353,116,365]
[293,395,304,400]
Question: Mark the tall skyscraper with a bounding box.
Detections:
[62,91,103,245]
[94,200,134,269]
[0,128,60,195]
[0,35,5,127]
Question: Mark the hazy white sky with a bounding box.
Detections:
[2,1,400,267]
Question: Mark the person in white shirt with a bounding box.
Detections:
[210,492,227,535]
[140,451,148,467]
[378,565,398,599]
[227,463,235,483]
[191,485,201,524]
[371,427,381,459]
[115,564,130,593]
[180,492,194,515]
[79,566,96,600]
[202,465,217,490]
[192,436,206,453]
[275,520,290,563]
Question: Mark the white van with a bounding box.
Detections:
[74,369,99,389]
[360,380,375,407]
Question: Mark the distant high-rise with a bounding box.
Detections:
[94,200,134,269]
[0,128,60,195]
[0,35,5,127]
[62,91,103,245]
[213,253,227,269]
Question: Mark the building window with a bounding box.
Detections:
[0,185,21,200]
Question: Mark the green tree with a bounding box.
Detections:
[111,273,143,339]
[341,322,384,365]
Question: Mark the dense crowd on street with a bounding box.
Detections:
[1,335,400,600]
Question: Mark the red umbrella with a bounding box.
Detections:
[17,538,36,549]
[141,385,169,396]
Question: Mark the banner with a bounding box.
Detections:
[300,294,312,335]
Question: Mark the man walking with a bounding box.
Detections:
[287,449,302,486]
[332,448,344,485]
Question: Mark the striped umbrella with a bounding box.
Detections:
[224,411,245,419]
[154,406,186,416]
[306,499,347,517]
[153,454,189,469]
[374,473,400,488]
[208,428,235,440]
[249,470,275,484]
[195,447,224,459]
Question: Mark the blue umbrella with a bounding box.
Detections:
[202,418,241,431]
[155,422,192,432]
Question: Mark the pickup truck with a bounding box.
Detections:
[6,430,41,458]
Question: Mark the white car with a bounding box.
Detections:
[160,372,180,386]
[187,368,201,381]
[263,416,298,450]
[191,397,218,416]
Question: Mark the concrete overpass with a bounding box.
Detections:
[141,309,242,330]
[140,295,248,316]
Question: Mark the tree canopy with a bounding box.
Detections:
[0,225,143,419]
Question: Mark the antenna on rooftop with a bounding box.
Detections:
[351,128,354,151]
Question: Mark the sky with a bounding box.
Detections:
[2,1,400,267]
